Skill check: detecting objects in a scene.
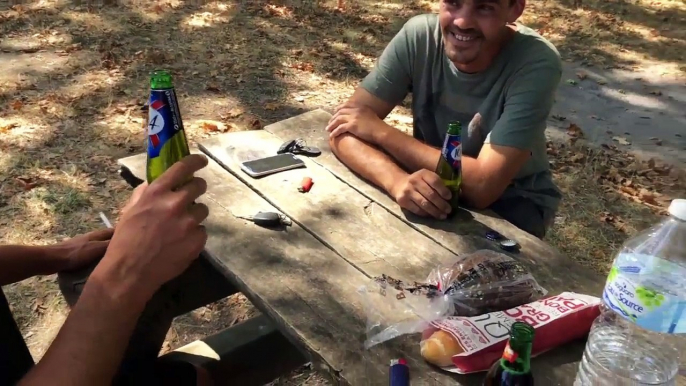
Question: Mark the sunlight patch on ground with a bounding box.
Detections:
[61,11,123,34]
[600,88,670,111]
[181,3,236,29]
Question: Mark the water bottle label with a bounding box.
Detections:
[603,253,686,334]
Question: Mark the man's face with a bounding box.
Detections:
[439,0,521,70]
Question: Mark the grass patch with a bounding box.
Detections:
[38,188,91,215]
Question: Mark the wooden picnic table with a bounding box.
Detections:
[119,109,606,385]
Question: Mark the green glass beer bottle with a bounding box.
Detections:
[435,121,463,210]
[145,70,191,183]
[483,322,535,386]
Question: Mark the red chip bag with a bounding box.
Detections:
[419,292,601,373]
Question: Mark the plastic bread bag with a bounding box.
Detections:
[359,250,548,349]
[359,274,455,349]
[428,249,548,317]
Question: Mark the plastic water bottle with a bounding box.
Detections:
[575,199,686,385]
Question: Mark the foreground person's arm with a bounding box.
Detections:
[0,229,113,286]
[18,267,148,385]
[19,154,210,386]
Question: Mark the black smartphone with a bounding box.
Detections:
[240,153,306,178]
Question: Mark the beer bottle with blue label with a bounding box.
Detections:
[435,121,462,210]
[146,70,191,183]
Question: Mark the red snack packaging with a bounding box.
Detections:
[419,292,601,374]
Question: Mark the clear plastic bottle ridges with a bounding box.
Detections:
[575,199,686,385]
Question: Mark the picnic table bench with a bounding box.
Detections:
[118,109,606,385]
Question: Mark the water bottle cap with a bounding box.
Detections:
[668,199,686,221]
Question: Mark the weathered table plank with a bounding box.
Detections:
[262,109,606,297]
[199,130,468,284]
[117,152,467,385]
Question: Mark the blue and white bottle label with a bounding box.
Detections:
[603,253,686,334]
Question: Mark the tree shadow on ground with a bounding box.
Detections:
[0,0,434,236]
[525,0,685,70]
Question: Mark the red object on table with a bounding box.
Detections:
[299,177,313,193]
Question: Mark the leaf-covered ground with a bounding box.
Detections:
[1,0,684,384]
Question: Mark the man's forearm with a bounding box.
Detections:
[329,133,408,195]
[373,124,497,209]
[374,123,441,172]
[19,267,148,386]
[0,245,65,286]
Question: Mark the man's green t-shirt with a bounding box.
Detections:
[360,14,563,222]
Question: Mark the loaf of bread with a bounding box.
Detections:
[420,329,464,367]
[427,249,546,316]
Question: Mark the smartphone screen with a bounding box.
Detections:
[240,154,305,177]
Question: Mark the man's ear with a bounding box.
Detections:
[507,0,525,23]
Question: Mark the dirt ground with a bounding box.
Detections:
[0,0,684,384]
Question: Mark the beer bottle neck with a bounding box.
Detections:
[500,322,534,375]
[446,122,462,135]
[150,70,173,90]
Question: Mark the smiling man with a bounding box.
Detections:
[326,0,562,238]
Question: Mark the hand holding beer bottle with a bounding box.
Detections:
[91,154,210,304]
[390,170,453,219]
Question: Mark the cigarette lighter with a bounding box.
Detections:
[389,358,409,386]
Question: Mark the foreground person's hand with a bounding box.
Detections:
[391,169,452,219]
[91,154,210,302]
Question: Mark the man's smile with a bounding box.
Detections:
[447,30,482,48]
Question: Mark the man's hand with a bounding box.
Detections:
[119,181,148,218]
[390,169,453,219]
[47,228,114,272]
[92,154,210,303]
[325,103,388,143]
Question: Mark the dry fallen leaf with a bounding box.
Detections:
[150,3,165,14]
[250,118,262,130]
[11,100,23,110]
[264,102,280,111]
[201,120,228,133]
[0,122,19,133]
[290,61,315,73]
[15,177,38,191]
[225,107,243,119]
[639,188,659,206]
[620,185,638,196]
[566,123,584,138]
[570,153,585,163]
[599,211,628,232]
[205,83,221,92]
[612,136,631,145]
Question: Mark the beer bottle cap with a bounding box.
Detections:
[485,230,503,241]
[499,239,519,252]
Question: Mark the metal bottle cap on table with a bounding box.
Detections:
[499,239,519,252]
[486,230,503,241]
